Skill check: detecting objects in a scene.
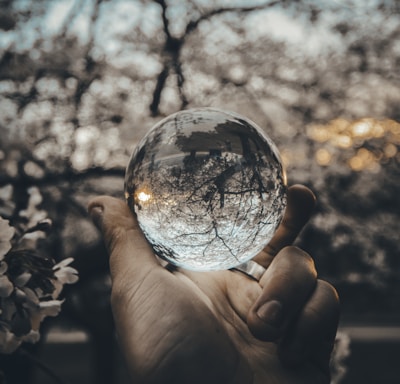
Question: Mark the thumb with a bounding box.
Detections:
[88,196,162,283]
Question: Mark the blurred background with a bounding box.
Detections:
[0,0,399,383]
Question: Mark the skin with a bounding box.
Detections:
[88,185,340,384]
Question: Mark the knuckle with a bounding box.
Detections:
[303,280,340,328]
[317,279,340,308]
[278,246,317,280]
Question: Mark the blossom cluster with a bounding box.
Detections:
[0,216,78,354]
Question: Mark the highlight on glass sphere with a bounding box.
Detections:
[125,108,287,271]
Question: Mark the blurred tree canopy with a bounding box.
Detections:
[0,0,399,320]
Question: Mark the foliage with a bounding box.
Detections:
[0,212,78,354]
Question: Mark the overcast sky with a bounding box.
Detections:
[1,0,396,59]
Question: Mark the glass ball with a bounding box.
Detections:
[125,108,287,271]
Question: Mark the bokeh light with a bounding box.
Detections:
[306,117,400,171]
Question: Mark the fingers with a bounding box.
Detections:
[88,196,163,283]
[247,246,317,341]
[247,246,340,377]
[278,280,340,375]
[253,184,316,268]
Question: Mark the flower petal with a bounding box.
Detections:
[54,266,79,284]
[22,287,40,305]
[0,329,21,354]
[14,272,32,287]
[22,329,40,344]
[0,217,15,260]
[0,261,8,275]
[0,275,14,297]
[53,257,74,270]
[39,299,64,317]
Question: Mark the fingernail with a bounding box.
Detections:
[256,300,284,328]
[89,204,104,228]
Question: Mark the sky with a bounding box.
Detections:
[1,0,392,59]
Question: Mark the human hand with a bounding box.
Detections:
[88,185,339,384]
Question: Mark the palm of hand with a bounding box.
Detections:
[113,264,329,384]
[89,186,338,384]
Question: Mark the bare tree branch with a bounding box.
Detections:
[59,0,86,39]
[150,66,170,116]
[149,0,281,116]
[73,0,103,107]
[184,1,281,36]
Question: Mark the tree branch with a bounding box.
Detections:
[149,0,281,116]
[150,66,170,116]
[185,1,281,36]
[154,0,172,40]
[0,166,125,189]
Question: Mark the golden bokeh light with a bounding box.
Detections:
[348,148,380,173]
[137,191,152,202]
[315,148,332,166]
[332,134,352,149]
[306,117,399,172]
[384,143,398,158]
[306,124,332,142]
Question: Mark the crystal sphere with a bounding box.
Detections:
[125,108,287,271]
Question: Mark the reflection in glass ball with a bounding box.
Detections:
[125,108,287,271]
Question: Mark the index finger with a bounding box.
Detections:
[253,184,316,268]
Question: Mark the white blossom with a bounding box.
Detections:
[0,328,41,354]
[0,215,78,354]
[52,257,79,298]
[38,299,64,318]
